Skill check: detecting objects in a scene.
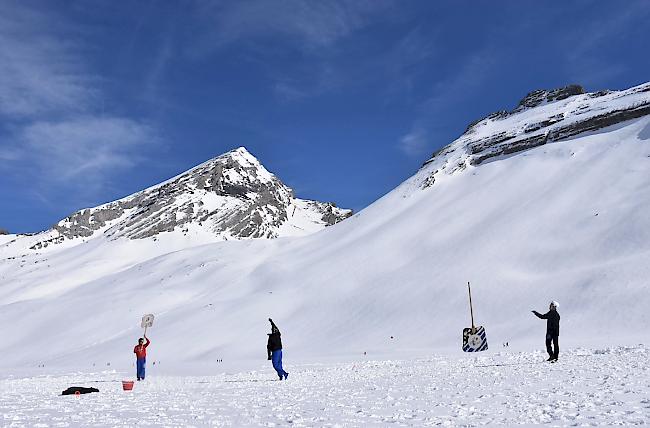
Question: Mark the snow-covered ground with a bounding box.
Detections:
[2,346,648,426]
[1,85,650,426]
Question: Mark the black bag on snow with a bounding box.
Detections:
[61,386,99,395]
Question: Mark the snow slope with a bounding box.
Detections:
[2,346,648,426]
[0,83,649,374]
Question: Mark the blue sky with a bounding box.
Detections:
[1,0,649,233]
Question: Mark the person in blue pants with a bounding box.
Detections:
[133,336,151,380]
[267,318,288,380]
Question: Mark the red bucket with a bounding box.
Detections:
[122,380,134,391]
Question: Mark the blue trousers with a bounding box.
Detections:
[137,358,146,380]
[271,350,287,379]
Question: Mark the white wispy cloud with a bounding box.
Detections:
[272,65,339,102]
[561,2,650,87]
[0,2,162,204]
[189,0,434,106]
[398,51,496,158]
[194,0,393,52]
[399,129,429,157]
[190,0,401,103]
[270,27,436,103]
[0,147,21,161]
[0,5,95,118]
[11,117,159,182]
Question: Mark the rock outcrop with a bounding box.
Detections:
[421,81,650,186]
[514,84,586,111]
[23,147,351,250]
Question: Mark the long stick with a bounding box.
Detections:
[144,325,148,338]
[468,281,476,333]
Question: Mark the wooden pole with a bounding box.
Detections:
[468,281,476,333]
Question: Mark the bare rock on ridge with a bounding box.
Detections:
[24,147,351,250]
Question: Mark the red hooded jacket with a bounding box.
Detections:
[134,337,150,359]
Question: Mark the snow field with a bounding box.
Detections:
[2,346,649,427]
[1,117,650,370]
[1,81,649,427]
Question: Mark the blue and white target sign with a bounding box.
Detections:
[462,326,488,352]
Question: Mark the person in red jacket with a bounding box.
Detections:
[133,336,150,380]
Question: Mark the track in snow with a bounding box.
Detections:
[2,346,649,426]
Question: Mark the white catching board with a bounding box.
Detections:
[141,314,155,328]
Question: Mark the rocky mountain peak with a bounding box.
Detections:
[182,147,285,201]
[463,85,587,135]
[213,147,271,179]
[20,147,351,251]
[420,81,650,188]
[515,84,585,111]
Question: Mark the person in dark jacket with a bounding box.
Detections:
[532,301,560,362]
[267,318,288,380]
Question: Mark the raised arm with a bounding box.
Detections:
[144,337,151,347]
[269,318,280,334]
[532,310,548,319]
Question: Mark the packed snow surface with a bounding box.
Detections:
[2,346,649,426]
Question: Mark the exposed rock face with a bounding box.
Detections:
[421,82,650,186]
[0,229,8,235]
[461,85,586,135]
[514,85,585,111]
[26,147,351,249]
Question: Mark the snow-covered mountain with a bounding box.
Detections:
[418,81,650,188]
[1,81,649,372]
[2,147,351,253]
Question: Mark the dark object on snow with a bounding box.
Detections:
[267,318,288,379]
[61,386,99,395]
[533,303,561,361]
[462,282,488,352]
[545,334,559,361]
[267,318,282,357]
[532,309,560,336]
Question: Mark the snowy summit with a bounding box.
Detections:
[2,147,351,253]
[417,81,650,188]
